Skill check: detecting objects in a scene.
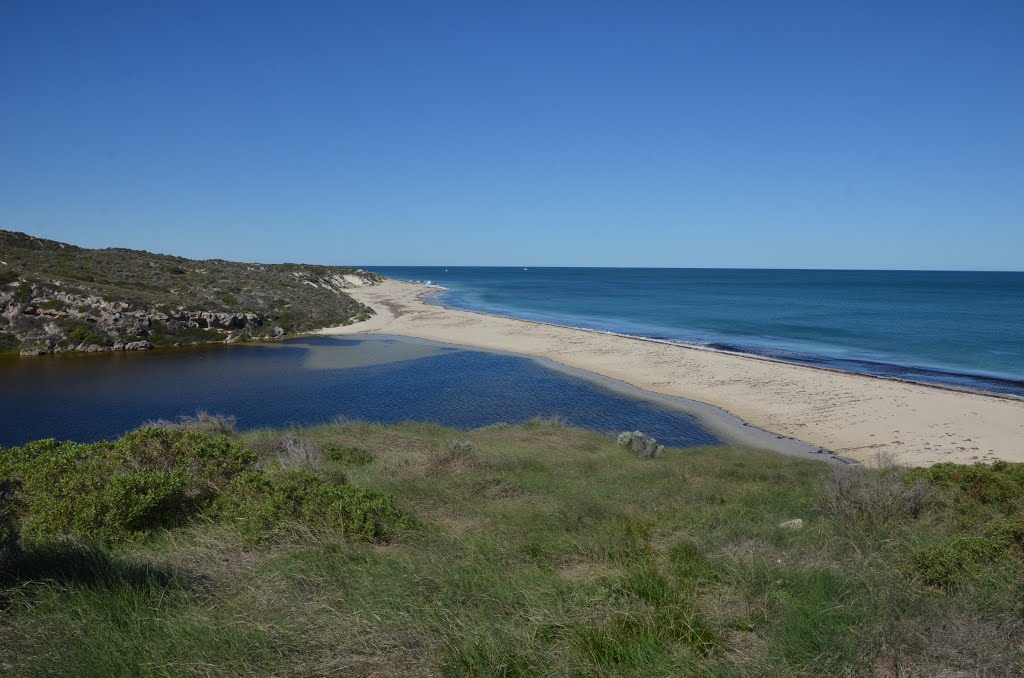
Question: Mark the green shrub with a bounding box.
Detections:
[0,268,19,285]
[0,428,412,546]
[37,299,67,311]
[0,429,254,542]
[148,321,224,347]
[323,444,374,465]
[68,323,111,346]
[12,283,33,304]
[910,536,1001,590]
[908,461,1024,518]
[908,518,1024,590]
[0,331,19,354]
[212,469,412,542]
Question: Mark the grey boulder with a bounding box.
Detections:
[617,431,665,459]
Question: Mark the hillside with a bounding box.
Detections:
[0,231,382,355]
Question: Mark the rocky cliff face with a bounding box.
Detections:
[0,231,382,356]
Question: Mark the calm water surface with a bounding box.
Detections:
[0,335,720,448]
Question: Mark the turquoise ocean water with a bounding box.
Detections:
[370,268,1024,397]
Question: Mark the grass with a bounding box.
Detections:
[2,421,1023,676]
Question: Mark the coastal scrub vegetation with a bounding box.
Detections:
[1,421,1023,675]
[0,230,382,355]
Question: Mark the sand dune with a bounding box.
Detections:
[322,279,1024,465]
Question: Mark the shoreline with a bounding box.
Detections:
[322,279,1024,466]
[417,290,1024,404]
[499,349,856,464]
[355,332,851,464]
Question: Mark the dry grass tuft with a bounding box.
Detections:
[477,476,524,501]
[142,410,237,435]
[273,437,324,470]
[819,453,930,526]
[426,443,487,476]
[880,612,1024,677]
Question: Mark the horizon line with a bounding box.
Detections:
[354,264,1024,274]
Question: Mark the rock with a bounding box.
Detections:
[779,518,804,530]
[125,341,153,351]
[617,431,665,459]
[169,310,264,330]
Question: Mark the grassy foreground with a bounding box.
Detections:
[1,419,1023,676]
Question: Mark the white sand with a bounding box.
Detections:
[323,280,1024,465]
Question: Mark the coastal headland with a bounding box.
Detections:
[324,279,1024,466]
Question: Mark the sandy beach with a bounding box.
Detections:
[323,279,1024,466]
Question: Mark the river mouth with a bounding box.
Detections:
[0,334,833,461]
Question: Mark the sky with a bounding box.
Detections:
[1,1,1022,269]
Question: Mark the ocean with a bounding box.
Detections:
[369,267,1024,397]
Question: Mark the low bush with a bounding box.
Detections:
[0,268,19,285]
[0,429,253,542]
[323,444,374,465]
[0,331,19,354]
[12,283,34,305]
[818,455,930,526]
[212,469,412,542]
[0,429,411,545]
[68,322,111,347]
[37,299,67,311]
[147,321,224,347]
[909,519,1024,590]
[448,440,474,453]
[908,460,1024,519]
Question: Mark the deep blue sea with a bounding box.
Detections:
[370,267,1024,396]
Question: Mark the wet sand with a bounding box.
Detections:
[323,279,1024,465]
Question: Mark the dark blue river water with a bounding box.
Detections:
[370,267,1024,396]
[0,335,720,448]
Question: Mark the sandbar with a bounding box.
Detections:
[322,279,1024,466]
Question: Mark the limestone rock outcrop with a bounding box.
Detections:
[617,431,666,459]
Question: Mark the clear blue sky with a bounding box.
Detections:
[2,1,1021,269]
